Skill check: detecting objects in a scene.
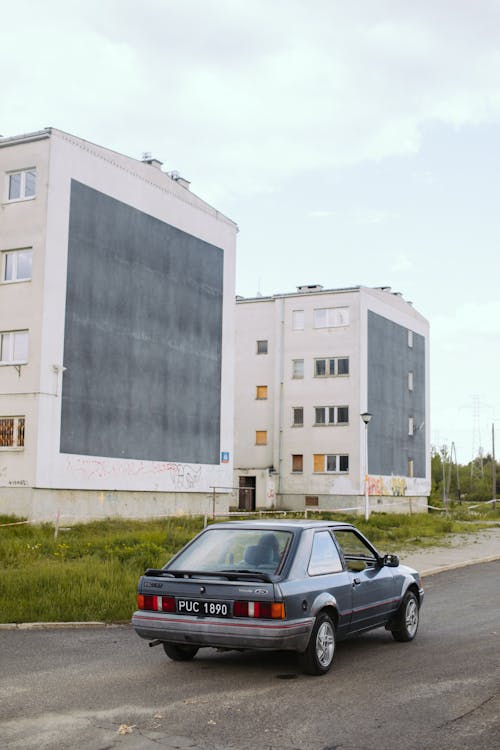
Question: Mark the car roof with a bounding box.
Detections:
[205,519,355,532]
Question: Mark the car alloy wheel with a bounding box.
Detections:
[299,612,336,675]
[391,591,419,642]
[316,620,335,667]
[404,596,419,638]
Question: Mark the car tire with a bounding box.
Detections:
[162,643,199,661]
[299,612,336,675]
[391,591,420,642]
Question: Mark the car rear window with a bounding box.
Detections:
[167,528,293,575]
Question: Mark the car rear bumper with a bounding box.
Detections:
[132,611,314,652]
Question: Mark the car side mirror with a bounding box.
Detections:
[382,553,400,568]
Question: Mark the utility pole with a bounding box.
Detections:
[493,423,497,511]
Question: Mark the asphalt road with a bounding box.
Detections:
[1,562,499,750]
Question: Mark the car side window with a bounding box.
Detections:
[308,531,343,576]
[334,529,378,572]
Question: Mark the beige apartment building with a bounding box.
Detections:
[234,285,430,514]
[0,128,237,522]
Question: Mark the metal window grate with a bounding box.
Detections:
[0,417,24,448]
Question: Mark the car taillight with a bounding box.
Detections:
[137,594,176,612]
[233,601,285,619]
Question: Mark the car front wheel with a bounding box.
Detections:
[299,612,336,675]
[391,591,419,642]
[162,642,199,661]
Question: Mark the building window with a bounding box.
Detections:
[314,406,349,425]
[7,170,36,201]
[256,385,268,400]
[292,310,304,330]
[2,249,33,282]
[408,416,414,436]
[337,406,349,423]
[292,359,304,379]
[314,357,349,377]
[408,330,413,348]
[408,458,414,478]
[408,371,414,391]
[315,407,333,425]
[337,357,349,375]
[0,330,29,364]
[255,430,267,445]
[313,307,350,328]
[313,454,349,473]
[0,416,25,449]
[293,407,304,426]
[292,454,303,473]
[256,340,268,354]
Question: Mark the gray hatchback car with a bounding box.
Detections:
[132,520,423,675]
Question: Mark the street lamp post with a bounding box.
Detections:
[360,412,372,521]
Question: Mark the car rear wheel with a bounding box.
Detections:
[299,612,336,675]
[162,642,199,661]
[391,591,419,642]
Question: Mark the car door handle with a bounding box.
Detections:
[352,577,361,586]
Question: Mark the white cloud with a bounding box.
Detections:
[433,301,500,338]
[390,255,414,272]
[4,1,500,197]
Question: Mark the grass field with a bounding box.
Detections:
[1,505,498,624]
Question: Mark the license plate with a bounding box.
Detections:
[176,599,230,617]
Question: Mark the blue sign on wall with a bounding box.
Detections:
[221,452,230,463]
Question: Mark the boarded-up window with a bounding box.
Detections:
[256,430,267,445]
[256,385,268,400]
[292,454,303,472]
[313,454,324,472]
[305,495,319,506]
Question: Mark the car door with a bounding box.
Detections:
[305,529,353,636]
[333,528,397,633]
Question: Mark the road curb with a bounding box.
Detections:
[420,553,500,577]
[0,621,130,632]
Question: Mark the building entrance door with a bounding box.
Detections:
[238,476,256,511]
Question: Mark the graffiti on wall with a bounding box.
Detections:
[0,464,29,487]
[65,457,203,490]
[366,475,408,497]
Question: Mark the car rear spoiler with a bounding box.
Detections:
[143,568,273,583]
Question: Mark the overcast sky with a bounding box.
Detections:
[2,0,500,464]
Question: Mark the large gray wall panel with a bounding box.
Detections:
[60,180,223,464]
[367,311,426,478]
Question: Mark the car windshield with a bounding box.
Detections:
[167,528,293,575]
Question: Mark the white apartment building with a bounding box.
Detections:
[234,285,430,514]
[0,128,237,522]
